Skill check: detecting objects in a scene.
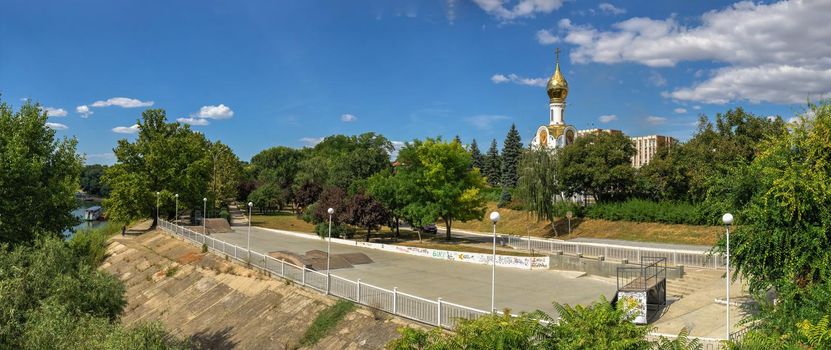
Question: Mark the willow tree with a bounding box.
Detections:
[514,148,560,235]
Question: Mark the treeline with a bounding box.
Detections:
[516,108,788,226]
[517,102,831,348]
[0,100,188,348]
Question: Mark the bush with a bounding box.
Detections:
[551,201,584,218]
[481,187,502,203]
[584,199,713,225]
[388,296,650,350]
[218,209,231,225]
[69,222,122,266]
[314,222,354,239]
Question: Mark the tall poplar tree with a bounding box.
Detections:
[484,139,502,187]
[469,139,484,171]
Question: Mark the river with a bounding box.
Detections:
[64,201,107,239]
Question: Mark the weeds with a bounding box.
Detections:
[165,266,179,277]
[299,300,355,347]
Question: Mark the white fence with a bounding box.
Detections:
[158,220,729,348]
[502,234,724,269]
[158,220,491,329]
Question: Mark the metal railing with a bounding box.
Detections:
[158,220,490,329]
[157,220,731,347]
[503,234,724,269]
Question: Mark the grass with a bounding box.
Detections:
[559,219,722,246]
[250,211,315,232]
[450,202,722,246]
[299,300,355,347]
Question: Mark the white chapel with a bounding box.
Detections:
[530,49,577,152]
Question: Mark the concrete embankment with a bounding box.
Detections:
[102,231,420,349]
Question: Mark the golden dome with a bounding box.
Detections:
[547,49,568,103]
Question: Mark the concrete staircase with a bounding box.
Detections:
[228,202,249,226]
[667,268,723,298]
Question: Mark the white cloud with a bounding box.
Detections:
[76,105,93,118]
[465,115,509,130]
[390,140,406,159]
[177,117,210,126]
[491,73,546,87]
[41,107,68,117]
[673,107,687,114]
[648,71,667,87]
[45,122,68,130]
[300,137,324,147]
[91,97,154,108]
[472,0,564,21]
[340,113,357,122]
[112,124,140,134]
[560,0,831,104]
[666,65,831,104]
[193,104,234,119]
[645,116,667,125]
[599,114,617,123]
[536,29,559,45]
[598,3,626,15]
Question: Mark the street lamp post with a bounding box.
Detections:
[247,202,253,261]
[326,208,335,295]
[174,194,179,224]
[722,212,734,341]
[490,211,500,313]
[155,191,160,226]
[203,197,207,234]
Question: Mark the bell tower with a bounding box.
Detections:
[547,48,569,126]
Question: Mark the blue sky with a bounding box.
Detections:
[2,0,828,164]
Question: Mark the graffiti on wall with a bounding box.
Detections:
[618,291,647,324]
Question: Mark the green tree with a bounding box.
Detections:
[0,100,83,244]
[500,124,523,188]
[207,141,243,211]
[103,109,210,227]
[715,103,831,342]
[484,139,502,187]
[557,132,636,202]
[398,138,487,240]
[515,149,560,232]
[367,169,408,237]
[469,138,485,171]
[295,133,393,193]
[247,183,288,214]
[345,193,389,242]
[499,124,523,206]
[80,164,110,197]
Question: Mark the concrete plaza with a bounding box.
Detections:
[212,226,618,316]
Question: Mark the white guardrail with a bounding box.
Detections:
[501,234,724,269]
[158,220,490,330]
[158,220,729,348]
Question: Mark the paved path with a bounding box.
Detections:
[211,226,617,316]
[227,202,248,226]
